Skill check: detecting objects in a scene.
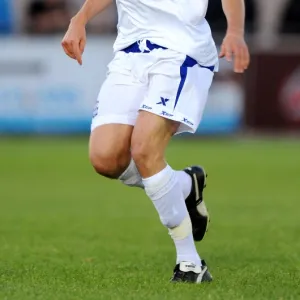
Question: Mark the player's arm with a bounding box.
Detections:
[73,0,113,25]
[219,0,250,73]
[61,0,113,65]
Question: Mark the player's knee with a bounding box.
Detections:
[89,149,130,179]
[131,139,160,171]
[90,153,119,178]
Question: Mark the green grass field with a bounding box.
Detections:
[0,137,300,300]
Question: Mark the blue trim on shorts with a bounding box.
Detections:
[174,56,196,109]
[122,40,167,53]
[174,57,214,109]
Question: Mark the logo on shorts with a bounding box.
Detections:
[141,104,152,110]
[161,111,174,117]
[182,118,194,126]
[156,97,169,106]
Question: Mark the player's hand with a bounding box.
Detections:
[61,17,86,65]
[219,33,250,73]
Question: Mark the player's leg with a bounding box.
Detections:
[133,49,214,282]
[149,53,214,244]
[89,123,143,187]
[89,124,132,178]
[131,111,211,283]
[89,52,145,184]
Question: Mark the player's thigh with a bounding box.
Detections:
[89,124,133,178]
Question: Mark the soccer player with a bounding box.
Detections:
[62,0,249,283]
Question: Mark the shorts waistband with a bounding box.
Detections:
[121,40,214,72]
[122,40,167,53]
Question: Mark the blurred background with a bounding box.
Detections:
[0,1,300,299]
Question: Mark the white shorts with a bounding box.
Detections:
[91,39,215,134]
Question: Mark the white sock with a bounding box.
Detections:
[120,160,192,200]
[175,234,201,265]
[119,159,143,188]
[177,171,192,199]
[143,165,201,265]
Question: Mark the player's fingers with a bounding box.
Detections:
[61,39,75,58]
[240,47,247,71]
[71,40,82,65]
[243,46,250,70]
[219,44,226,58]
[79,38,86,55]
[225,45,233,62]
[233,46,243,73]
[62,41,76,59]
